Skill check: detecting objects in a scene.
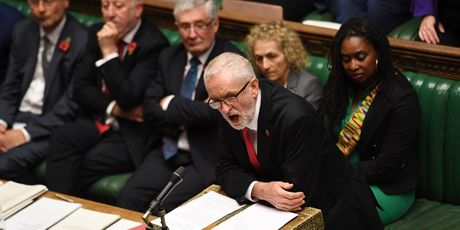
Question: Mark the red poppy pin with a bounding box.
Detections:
[127,42,137,55]
[59,37,71,52]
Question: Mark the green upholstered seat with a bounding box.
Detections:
[302,10,333,22]
[68,11,103,28]
[303,9,421,41]
[385,199,460,230]
[87,173,132,204]
[159,28,182,46]
[0,0,30,16]
[306,55,329,85]
[388,17,421,41]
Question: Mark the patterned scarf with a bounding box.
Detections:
[337,85,380,156]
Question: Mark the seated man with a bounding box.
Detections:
[0,3,24,83]
[203,52,383,229]
[116,0,244,212]
[0,0,87,181]
[46,0,168,194]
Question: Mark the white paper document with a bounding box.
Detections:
[0,181,48,218]
[5,197,81,230]
[151,191,243,230]
[213,203,298,230]
[106,218,143,230]
[49,208,120,230]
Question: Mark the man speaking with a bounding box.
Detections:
[203,53,383,230]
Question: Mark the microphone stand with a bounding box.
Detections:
[158,207,168,230]
[142,206,168,230]
[141,166,185,230]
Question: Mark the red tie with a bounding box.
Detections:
[117,41,126,60]
[242,128,261,172]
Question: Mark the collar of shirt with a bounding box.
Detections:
[120,19,141,45]
[246,89,261,131]
[186,40,215,66]
[40,15,67,46]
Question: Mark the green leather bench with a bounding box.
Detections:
[303,10,421,41]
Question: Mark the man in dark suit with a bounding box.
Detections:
[203,53,383,229]
[0,3,23,84]
[0,0,87,180]
[116,0,244,212]
[46,0,168,194]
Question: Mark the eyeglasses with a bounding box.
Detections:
[207,81,251,110]
[29,0,55,6]
[177,18,214,33]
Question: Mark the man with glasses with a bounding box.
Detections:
[203,53,383,229]
[0,0,87,181]
[116,0,244,212]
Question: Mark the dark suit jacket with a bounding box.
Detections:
[286,68,323,111]
[143,37,244,184]
[0,15,87,140]
[216,79,353,214]
[351,69,420,194]
[73,18,168,166]
[0,3,23,83]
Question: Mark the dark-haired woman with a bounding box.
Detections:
[320,18,420,224]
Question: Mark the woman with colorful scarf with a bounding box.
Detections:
[320,18,421,225]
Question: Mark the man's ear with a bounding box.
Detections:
[250,78,259,98]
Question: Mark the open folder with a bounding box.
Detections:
[0,181,48,218]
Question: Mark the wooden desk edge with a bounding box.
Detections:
[43,191,145,223]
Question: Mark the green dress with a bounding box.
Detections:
[333,86,415,225]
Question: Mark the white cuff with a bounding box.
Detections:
[95,52,118,67]
[0,119,7,129]
[161,95,175,111]
[19,127,31,143]
[105,101,117,125]
[245,181,259,202]
[106,101,117,116]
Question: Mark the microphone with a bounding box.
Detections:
[142,166,185,224]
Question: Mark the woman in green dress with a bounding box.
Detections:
[320,18,421,225]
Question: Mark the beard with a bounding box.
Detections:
[221,102,255,130]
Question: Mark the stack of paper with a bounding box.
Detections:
[152,191,243,230]
[5,197,81,230]
[49,208,120,230]
[0,181,48,218]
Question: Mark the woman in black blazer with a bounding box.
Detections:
[320,18,421,225]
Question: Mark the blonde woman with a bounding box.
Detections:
[245,21,322,110]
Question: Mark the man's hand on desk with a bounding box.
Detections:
[252,181,305,212]
[0,129,26,152]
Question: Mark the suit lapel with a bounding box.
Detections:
[256,82,273,173]
[44,17,71,99]
[120,20,144,77]
[170,49,187,94]
[286,71,298,92]
[359,93,390,153]
[22,25,40,95]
